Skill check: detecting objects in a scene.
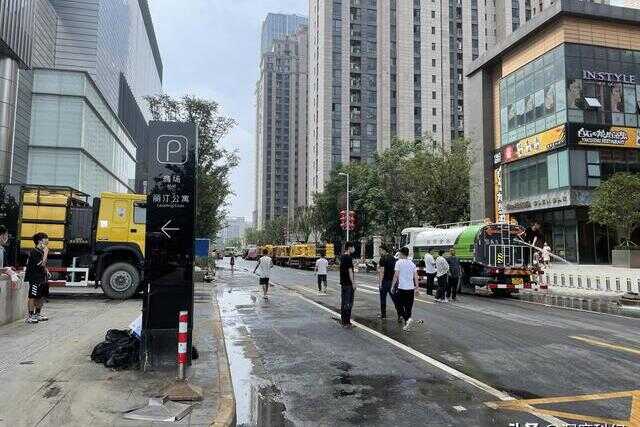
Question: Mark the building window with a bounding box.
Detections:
[432,91,436,100]
[587,150,601,187]
[432,58,436,67]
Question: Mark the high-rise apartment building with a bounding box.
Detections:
[307,0,500,198]
[261,13,309,55]
[255,21,309,228]
[217,217,252,247]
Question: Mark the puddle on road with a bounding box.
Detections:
[221,288,292,426]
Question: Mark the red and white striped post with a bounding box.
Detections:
[177,310,188,380]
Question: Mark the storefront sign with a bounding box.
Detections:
[498,125,566,164]
[582,70,636,85]
[494,166,507,223]
[504,190,594,214]
[570,124,640,148]
[505,190,571,213]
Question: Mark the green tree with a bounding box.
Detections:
[244,227,264,245]
[422,138,471,225]
[308,137,471,245]
[292,206,314,242]
[589,172,640,246]
[146,94,238,238]
[311,162,377,244]
[224,238,243,248]
[262,216,288,245]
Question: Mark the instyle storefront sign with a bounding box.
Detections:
[569,124,640,148]
[582,70,636,84]
[498,125,566,164]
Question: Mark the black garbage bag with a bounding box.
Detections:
[105,329,131,343]
[90,341,117,364]
[91,329,140,370]
[105,339,139,369]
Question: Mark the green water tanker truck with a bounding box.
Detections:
[401,222,545,296]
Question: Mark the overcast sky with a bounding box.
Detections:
[148,0,307,222]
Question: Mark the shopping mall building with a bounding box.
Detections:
[466,0,640,264]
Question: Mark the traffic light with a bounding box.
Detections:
[339,210,348,230]
[348,211,356,230]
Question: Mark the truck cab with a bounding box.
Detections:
[92,193,146,299]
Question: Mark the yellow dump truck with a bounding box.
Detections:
[1,185,146,299]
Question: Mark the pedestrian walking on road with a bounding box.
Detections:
[339,242,356,328]
[446,249,461,302]
[230,254,235,274]
[377,244,400,322]
[392,247,422,331]
[435,250,450,302]
[253,248,273,300]
[25,233,50,324]
[315,254,329,295]
[424,250,437,296]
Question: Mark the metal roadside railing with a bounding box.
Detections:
[536,268,640,295]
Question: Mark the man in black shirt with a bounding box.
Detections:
[339,241,356,328]
[24,232,49,324]
[377,244,400,321]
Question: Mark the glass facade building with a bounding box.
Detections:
[29,70,136,196]
[17,0,163,196]
[467,0,640,264]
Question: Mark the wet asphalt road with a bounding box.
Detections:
[218,259,640,426]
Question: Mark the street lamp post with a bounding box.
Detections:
[339,172,350,242]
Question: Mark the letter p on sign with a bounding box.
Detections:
[157,135,189,165]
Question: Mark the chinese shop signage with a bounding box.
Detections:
[497,125,566,165]
[569,124,640,148]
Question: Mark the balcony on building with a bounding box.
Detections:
[350,106,362,122]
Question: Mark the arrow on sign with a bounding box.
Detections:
[161,220,180,238]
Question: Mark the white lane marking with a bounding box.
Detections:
[291,289,565,427]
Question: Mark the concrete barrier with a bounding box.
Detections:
[0,275,27,326]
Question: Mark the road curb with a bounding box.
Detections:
[210,286,236,427]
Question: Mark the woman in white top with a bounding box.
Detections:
[393,247,422,331]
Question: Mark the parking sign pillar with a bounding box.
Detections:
[142,121,198,370]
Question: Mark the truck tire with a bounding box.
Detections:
[101,262,139,300]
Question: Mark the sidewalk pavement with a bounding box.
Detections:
[0,282,235,426]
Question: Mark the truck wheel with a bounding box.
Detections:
[101,262,139,300]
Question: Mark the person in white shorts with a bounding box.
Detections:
[253,248,273,300]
